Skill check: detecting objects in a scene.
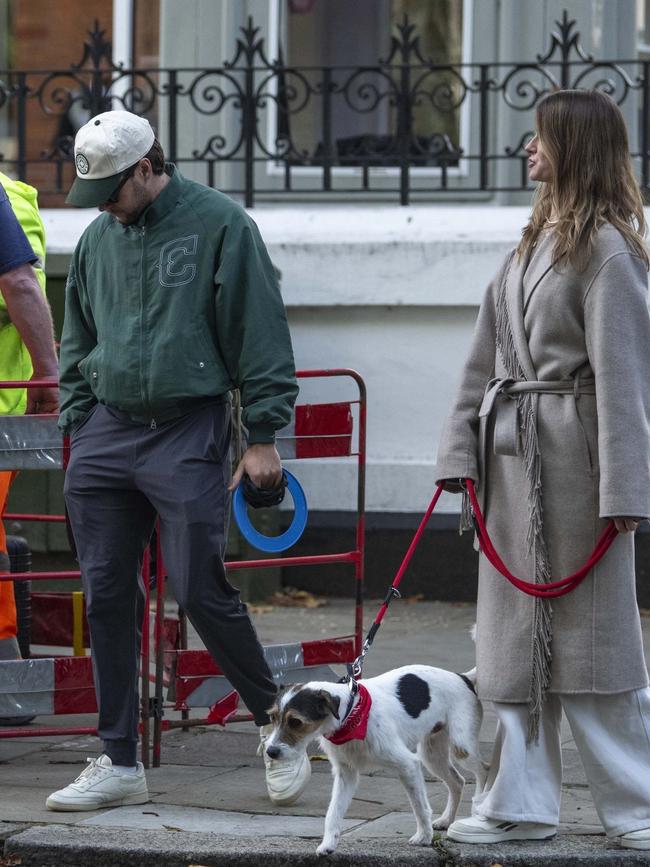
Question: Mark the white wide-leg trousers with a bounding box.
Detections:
[472,688,650,837]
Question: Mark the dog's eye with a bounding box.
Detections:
[287,717,302,729]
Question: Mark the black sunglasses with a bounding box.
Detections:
[104,163,138,205]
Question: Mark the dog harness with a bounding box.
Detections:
[325,684,372,745]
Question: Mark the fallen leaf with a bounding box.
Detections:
[403,593,425,604]
[268,587,327,608]
[248,604,275,614]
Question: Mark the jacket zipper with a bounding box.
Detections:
[138,226,156,429]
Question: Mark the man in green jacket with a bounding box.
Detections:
[47,110,305,811]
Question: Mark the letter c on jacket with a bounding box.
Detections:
[158,234,198,287]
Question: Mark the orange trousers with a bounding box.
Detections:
[0,471,15,639]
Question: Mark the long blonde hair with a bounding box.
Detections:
[518,89,648,271]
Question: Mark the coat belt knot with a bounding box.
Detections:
[479,376,596,458]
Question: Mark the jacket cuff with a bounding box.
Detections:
[434,460,479,488]
[246,424,277,445]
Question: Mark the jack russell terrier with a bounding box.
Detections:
[264,664,488,855]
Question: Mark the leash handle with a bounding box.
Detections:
[465,479,618,597]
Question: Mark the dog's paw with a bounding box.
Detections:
[316,841,337,856]
[431,817,450,830]
[409,830,433,846]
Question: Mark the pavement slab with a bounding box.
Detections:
[2,599,650,866]
[78,802,363,837]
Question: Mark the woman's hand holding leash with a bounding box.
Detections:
[613,517,641,533]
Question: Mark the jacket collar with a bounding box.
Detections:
[136,163,184,227]
[505,251,537,380]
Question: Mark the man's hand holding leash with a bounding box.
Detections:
[229,442,283,492]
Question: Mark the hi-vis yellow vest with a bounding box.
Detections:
[0,172,47,415]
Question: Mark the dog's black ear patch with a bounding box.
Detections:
[317,689,341,720]
[287,688,338,721]
[397,673,431,718]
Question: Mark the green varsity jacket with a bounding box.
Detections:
[59,165,297,441]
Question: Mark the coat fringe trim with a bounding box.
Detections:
[495,256,553,743]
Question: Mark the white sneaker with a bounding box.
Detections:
[446,815,557,844]
[259,724,311,806]
[620,828,650,850]
[46,755,149,811]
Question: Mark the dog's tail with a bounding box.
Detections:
[457,623,477,692]
[457,667,476,693]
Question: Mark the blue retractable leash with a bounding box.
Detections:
[233,469,308,553]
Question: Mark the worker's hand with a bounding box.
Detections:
[613,516,641,533]
[27,376,59,414]
[229,443,282,492]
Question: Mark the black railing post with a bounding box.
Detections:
[321,67,333,192]
[479,64,489,190]
[243,62,255,208]
[90,60,107,116]
[16,73,27,181]
[166,69,178,163]
[397,61,411,206]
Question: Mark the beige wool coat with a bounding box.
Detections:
[436,225,650,702]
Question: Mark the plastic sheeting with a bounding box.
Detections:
[175,638,338,708]
[0,658,54,715]
[263,641,304,679]
[0,416,62,469]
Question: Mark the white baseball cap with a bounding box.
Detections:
[66,110,156,207]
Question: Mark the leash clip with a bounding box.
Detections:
[346,635,371,683]
[385,586,401,603]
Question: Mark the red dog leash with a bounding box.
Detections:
[464,479,619,598]
[348,479,619,678]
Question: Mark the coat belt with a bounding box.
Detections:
[479,376,596,457]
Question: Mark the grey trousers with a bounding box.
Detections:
[64,402,277,766]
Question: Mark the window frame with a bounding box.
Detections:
[262,0,475,190]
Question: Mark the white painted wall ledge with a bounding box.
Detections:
[43,204,525,305]
[44,204,650,305]
[43,203,532,253]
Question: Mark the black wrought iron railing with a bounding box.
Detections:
[0,11,648,206]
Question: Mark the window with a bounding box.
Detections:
[268,0,470,177]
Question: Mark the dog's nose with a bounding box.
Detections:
[266,745,282,759]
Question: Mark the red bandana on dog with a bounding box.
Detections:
[325,684,372,744]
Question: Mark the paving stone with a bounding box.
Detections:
[79,802,362,837]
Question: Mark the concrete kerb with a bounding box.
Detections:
[5,825,650,867]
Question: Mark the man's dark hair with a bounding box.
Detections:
[144,139,166,175]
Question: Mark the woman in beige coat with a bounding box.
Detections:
[436,90,650,849]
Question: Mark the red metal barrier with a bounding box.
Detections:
[0,370,367,770]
